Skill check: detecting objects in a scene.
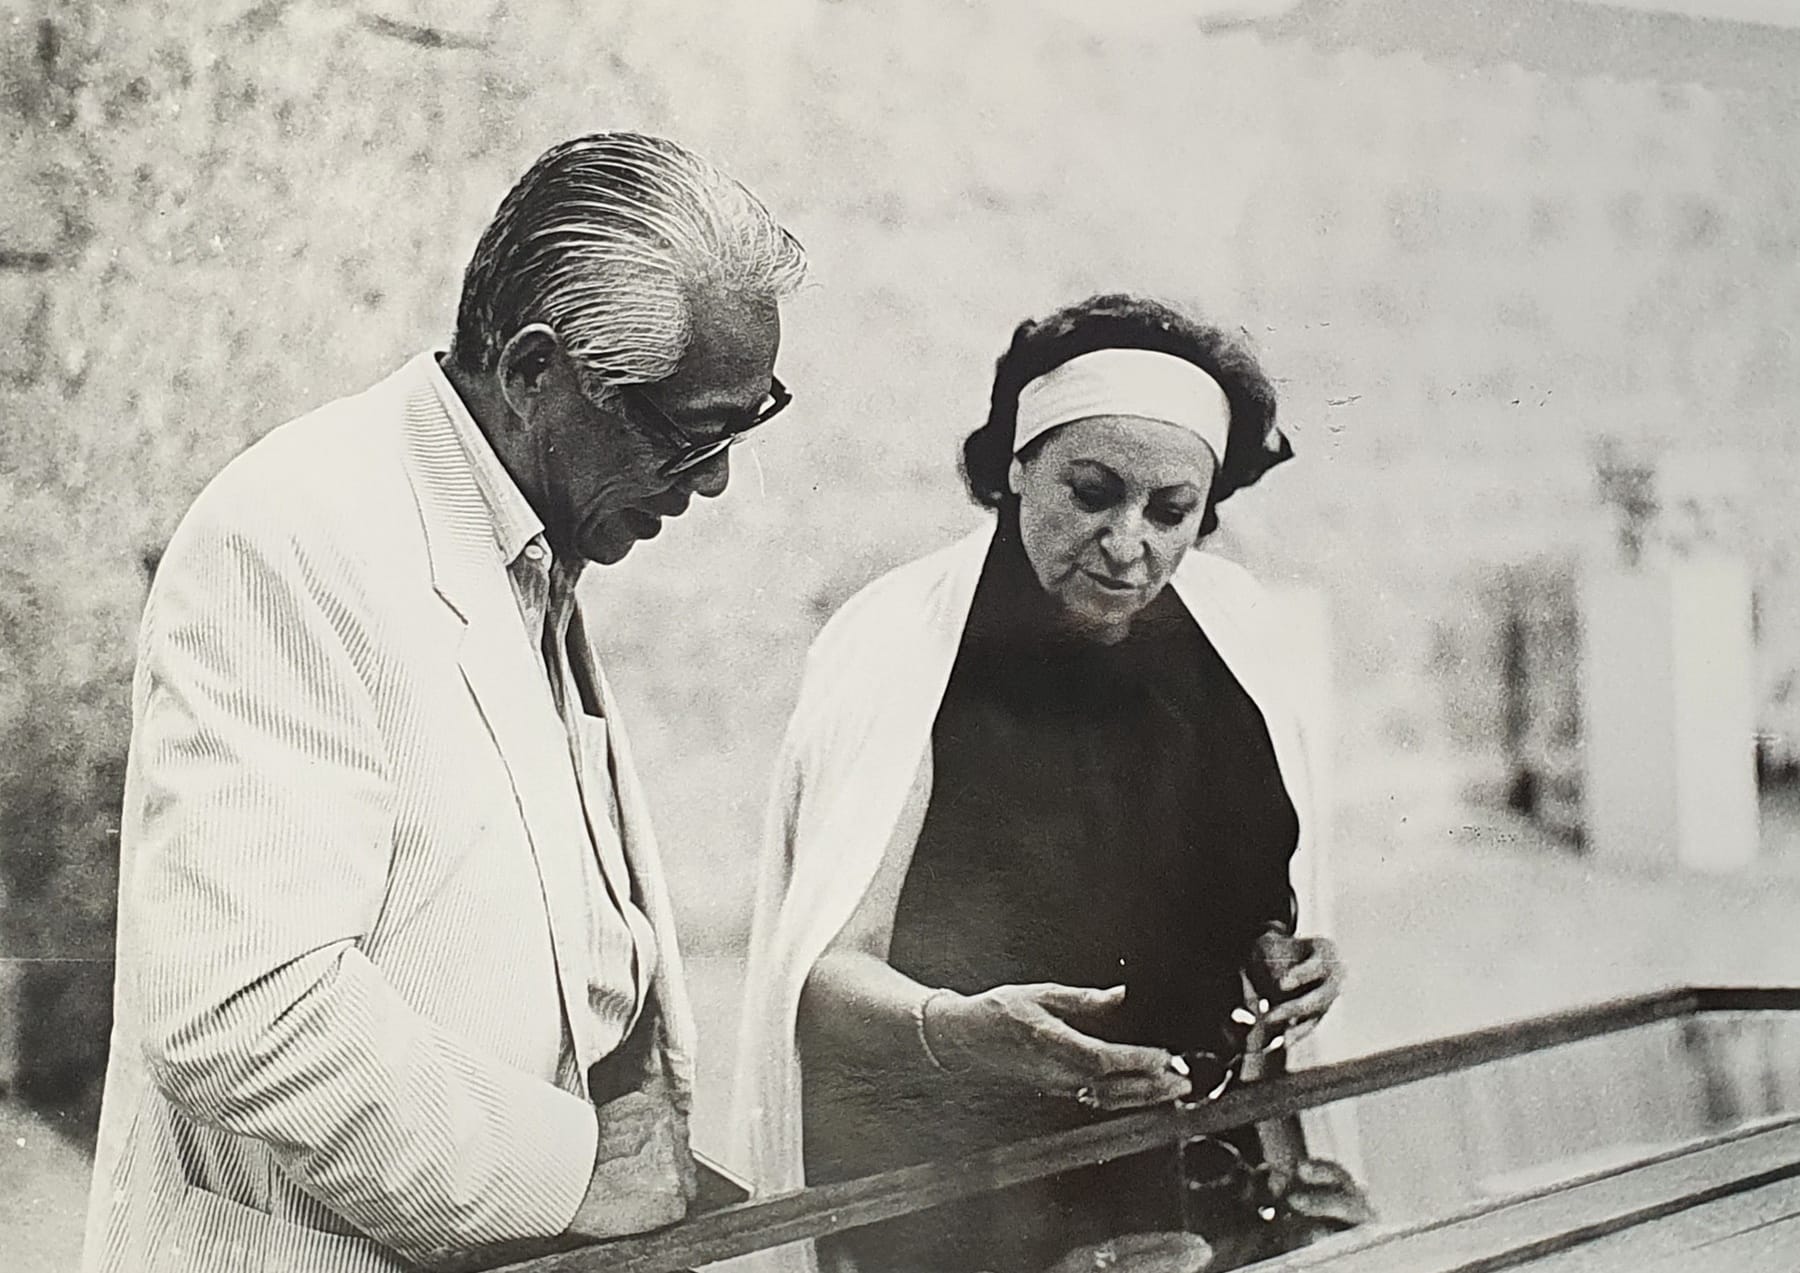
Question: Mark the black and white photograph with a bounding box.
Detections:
[3,2,1800,1270]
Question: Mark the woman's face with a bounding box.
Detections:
[1013,414,1218,640]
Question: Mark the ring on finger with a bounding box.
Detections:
[1092,1243,1117,1269]
[1074,1085,1101,1110]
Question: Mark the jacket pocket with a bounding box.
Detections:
[155,1181,396,1273]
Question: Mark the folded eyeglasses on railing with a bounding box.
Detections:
[492,986,1800,1273]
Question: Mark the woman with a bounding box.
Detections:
[732,294,1348,1273]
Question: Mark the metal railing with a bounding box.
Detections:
[495,986,1800,1273]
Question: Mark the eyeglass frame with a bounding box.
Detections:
[1174,1000,1264,1105]
[1172,1008,1282,1229]
[1177,1133,1281,1230]
[620,375,793,479]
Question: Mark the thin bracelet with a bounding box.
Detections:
[913,988,956,1072]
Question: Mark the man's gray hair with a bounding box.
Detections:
[451,132,807,395]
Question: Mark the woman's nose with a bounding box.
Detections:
[1098,513,1149,569]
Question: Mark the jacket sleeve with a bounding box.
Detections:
[124,498,598,1268]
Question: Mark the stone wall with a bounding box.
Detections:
[2,0,1796,1123]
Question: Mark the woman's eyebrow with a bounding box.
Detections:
[1065,459,1123,481]
[1066,460,1199,500]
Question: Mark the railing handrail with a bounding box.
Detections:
[494,985,1800,1273]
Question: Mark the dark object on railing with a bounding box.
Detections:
[492,986,1800,1273]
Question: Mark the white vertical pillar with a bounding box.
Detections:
[1669,557,1760,872]
[1582,569,1681,871]
[1580,555,1758,873]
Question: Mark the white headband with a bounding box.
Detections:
[1012,347,1231,463]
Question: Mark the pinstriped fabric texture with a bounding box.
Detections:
[423,350,656,1075]
[82,354,698,1273]
[540,561,660,1058]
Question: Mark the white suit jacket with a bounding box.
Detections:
[82,356,697,1273]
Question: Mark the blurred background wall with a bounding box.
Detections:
[3,0,1800,1255]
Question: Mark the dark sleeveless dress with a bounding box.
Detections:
[802,516,1299,1273]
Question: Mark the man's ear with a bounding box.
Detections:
[496,324,565,423]
[1007,455,1026,495]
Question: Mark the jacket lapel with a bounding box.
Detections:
[399,371,608,1080]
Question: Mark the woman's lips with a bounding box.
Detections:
[1082,570,1139,593]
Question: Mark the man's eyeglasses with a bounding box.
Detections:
[623,376,793,479]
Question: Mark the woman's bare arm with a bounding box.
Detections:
[797,749,937,1068]
[796,748,1190,1107]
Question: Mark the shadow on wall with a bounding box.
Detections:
[0,551,156,1154]
[0,729,119,1156]
[1494,559,1583,846]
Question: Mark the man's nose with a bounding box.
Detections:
[679,451,731,500]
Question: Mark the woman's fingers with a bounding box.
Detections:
[1043,1232,1212,1273]
[1101,1231,1215,1273]
[1032,1012,1160,1073]
[1032,982,1127,1023]
[1261,977,1339,1035]
[1065,1028,1188,1085]
[1092,1071,1193,1110]
[1259,936,1343,1037]
[1026,1010,1187,1100]
[1020,983,1172,1077]
[1277,949,1329,995]
[1279,937,1342,993]
[1282,1159,1377,1228]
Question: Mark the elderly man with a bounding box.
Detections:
[82,133,807,1273]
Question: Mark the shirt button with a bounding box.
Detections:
[523,543,546,563]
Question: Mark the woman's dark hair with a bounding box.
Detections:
[961,293,1291,539]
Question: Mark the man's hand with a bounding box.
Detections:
[565,1074,696,1241]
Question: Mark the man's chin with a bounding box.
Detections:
[578,512,661,565]
[586,539,634,565]
[579,525,635,565]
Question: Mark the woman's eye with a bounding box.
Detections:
[1148,503,1195,528]
[1070,483,1113,512]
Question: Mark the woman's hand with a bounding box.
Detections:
[1253,935,1344,1047]
[1041,1232,1214,1273]
[1269,1157,1377,1242]
[924,983,1192,1111]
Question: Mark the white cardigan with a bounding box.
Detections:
[726,523,1332,1273]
